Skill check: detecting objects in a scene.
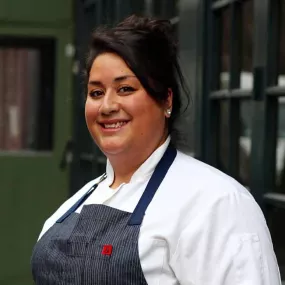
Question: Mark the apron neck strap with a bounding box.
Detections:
[56,146,177,225]
[56,173,107,223]
[128,145,177,226]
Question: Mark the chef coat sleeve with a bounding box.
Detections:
[169,186,281,285]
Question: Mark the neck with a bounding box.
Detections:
[108,134,168,189]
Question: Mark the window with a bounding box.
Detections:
[0,37,55,152]
[200,0,285,278]
[278,0,285,87]
[209,0,253,186]
[264,0,285,194]
[219,6,230,90]
[264,1,285,276]
[216,1,253,91]
[153,0,179,19]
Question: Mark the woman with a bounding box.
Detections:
[31,15,281,284]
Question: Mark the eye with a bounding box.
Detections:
[89,89,104,98]
[118,86,135,94]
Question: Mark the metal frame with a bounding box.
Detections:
[197,0,285,278]
[259,0,285,209]
[199,0,285,209]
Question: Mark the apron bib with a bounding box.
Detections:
[31,146,177,285]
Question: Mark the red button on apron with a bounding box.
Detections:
[102,245,113,256]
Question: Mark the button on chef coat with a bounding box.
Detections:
[38,137,281,285]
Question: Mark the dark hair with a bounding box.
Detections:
[85,15,190,147]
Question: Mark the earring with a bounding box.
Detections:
[166,109,172,116]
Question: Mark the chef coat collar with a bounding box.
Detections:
[105,136,171,187]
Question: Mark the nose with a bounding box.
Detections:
[99,91,120,115]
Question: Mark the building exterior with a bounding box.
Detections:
[0,0,284,283]
[0,1,73,284]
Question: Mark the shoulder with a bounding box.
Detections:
[169,150,250,197]
[167,154,280,284]
[164,150,266,231]
[38,175,103,239]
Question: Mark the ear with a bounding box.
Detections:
[165,88,173,118]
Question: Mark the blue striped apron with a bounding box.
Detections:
[31,146,177,284]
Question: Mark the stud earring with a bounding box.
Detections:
[166,109,172,116]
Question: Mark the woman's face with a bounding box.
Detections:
[85,52,172,158]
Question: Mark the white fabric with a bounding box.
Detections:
[39,137,281,285]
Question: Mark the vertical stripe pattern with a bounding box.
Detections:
[31,147,177,284]
[31,204,148,285]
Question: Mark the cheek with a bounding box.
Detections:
[131,100,165,133]
[85,99,99,123]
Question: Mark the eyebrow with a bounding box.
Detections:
[88,75,137,86]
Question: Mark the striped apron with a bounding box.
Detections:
[31,146,177,285]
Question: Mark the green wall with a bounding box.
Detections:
[0,0,72,25]
[0,1,73,284]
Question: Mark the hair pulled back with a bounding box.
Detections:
[85,15,190,146]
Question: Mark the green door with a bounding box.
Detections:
[0,1,73,284]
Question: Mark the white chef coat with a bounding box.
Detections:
[39,137,281,285]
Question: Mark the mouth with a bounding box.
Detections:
[99,121,129,130]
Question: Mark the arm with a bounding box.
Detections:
[169,190,281,285]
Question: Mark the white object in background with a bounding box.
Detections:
[9,105,20,137]
[65,43,75,58]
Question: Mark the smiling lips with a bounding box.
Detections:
[99,121,129,130]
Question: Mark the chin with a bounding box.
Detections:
[97,139,129,156]
[101,146,127,156]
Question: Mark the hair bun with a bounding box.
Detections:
[117,15,178,55]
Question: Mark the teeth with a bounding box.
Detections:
[104,122,127,129]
